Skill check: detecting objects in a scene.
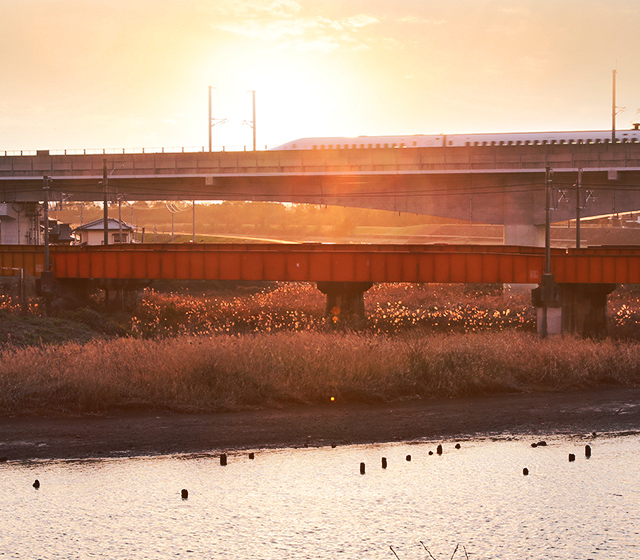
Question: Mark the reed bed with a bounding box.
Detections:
[0,282,639,415]
[129,282,537,337]
[0,331,638,415]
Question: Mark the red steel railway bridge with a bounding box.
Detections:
[2,242,639,335]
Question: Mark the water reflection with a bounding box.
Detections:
[0,434,638,559]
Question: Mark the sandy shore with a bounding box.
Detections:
[1,387,639,461]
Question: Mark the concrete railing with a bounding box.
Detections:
[0,145,273,157]
[2,143,640,178]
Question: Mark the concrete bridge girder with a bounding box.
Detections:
[3,169,638,231]
[3,145,640,245]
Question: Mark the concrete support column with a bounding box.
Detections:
[504,224,545,247]
[504,224,546,293]
[532,283,616,337]
[56,278,95,304]
[99,279,149,311]
[316,281,373,327]
[53,278,147,311]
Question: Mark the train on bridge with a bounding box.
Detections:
[273,127,640,150]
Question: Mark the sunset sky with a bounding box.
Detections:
[2,0,640,152]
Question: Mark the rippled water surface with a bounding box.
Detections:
[1,433,638,559]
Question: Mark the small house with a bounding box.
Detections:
[74,218,134,245]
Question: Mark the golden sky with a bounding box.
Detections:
[2,0,640,151]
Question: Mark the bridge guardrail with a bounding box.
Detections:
[3,144,640,177]
[0,145,275,158]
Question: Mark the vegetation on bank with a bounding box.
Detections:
[0,282,639,415]
[0,331,639,415]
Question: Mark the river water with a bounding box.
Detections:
[0,433,638,559]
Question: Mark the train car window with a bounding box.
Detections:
[413,141,418,147]
[321,145,325,149]
[376,143,380,148]
[313,145,318,150]
[448,140,453,145]
[328,144,333,149]
[400,143,405,148]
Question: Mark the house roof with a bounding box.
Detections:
[74,218,133,232]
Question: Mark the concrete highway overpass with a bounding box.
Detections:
[2,142,640,245]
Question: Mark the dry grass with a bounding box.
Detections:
[0,282,639,415]
[0,331,638,415]
[129,282,537,337]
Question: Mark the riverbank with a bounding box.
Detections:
[2,387,639,461]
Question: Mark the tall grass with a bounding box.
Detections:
[0,331,638,415]
[0,282,639,415]
[129,283,538,337]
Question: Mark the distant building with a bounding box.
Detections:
[45,218,75,245]
[0,202,41,244]
[74,218,134,245]
[0,202,75,245]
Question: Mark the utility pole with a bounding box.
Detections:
[209,85,213,152]
[244,90,256,151]
[612,69,617,144]
[103,159,109,246]
[43,176,50,272]
[208,86,227,152]
[541,166,554,339]
[575,168,583,249]
[192,200,196,243]
[612,69,626,144]
[544,166,552,276]
[118,196,123,244]
[40,175,55,302]
[251,89,256,151]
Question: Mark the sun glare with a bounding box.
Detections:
[204,48,361,148]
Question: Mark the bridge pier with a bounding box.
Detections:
[52,278,148,311]
[316,281,373,327]
[532,282,616,337]
[99,279,149,311]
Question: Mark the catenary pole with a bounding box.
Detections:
[612,69,617,144]
[576,168,582,249]
[103,159,109,246]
